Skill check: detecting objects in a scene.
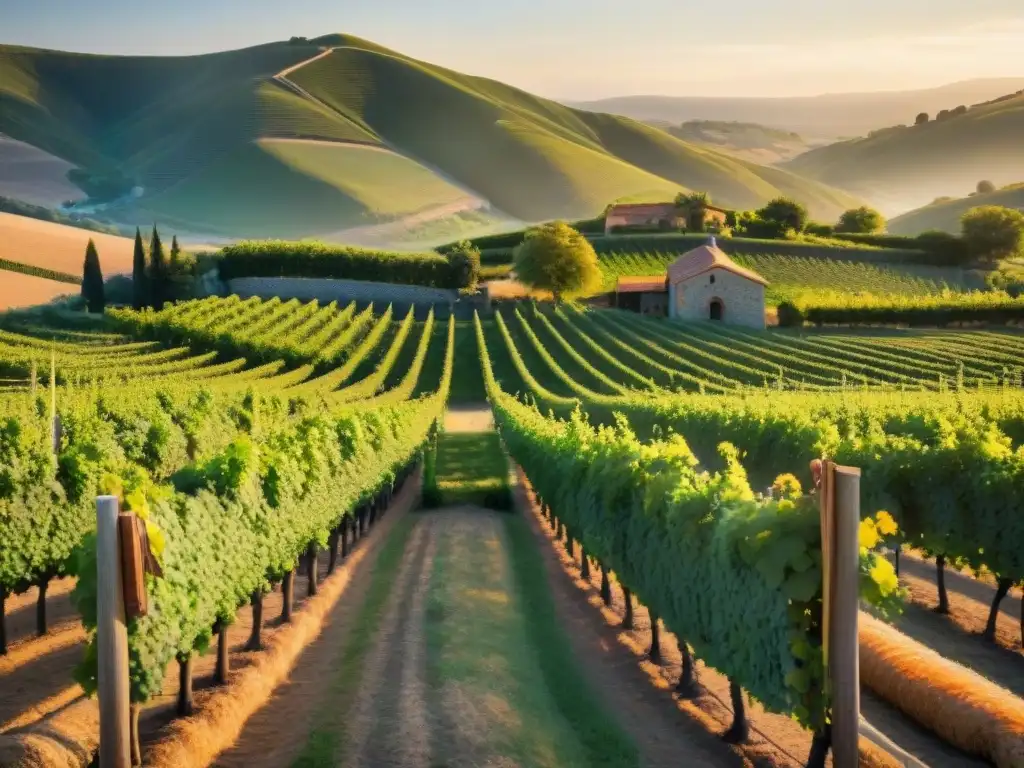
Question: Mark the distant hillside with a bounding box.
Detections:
[572,79,1024,140]
[783,91,1024,214]
[889,184,1024,235]
[648,120,815,164]
[0,35,859,242]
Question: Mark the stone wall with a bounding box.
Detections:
[669,267,765,329]
[226,277,457,308]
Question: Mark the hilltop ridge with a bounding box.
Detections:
[0,35,859,242]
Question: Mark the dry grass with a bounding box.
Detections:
[861,613,1024,768]
[0,698,98,768]
[0,271,77,311]
[0,212,135,278]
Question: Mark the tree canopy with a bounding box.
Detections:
[961,206,1024,264]
[512,221,601,301]
[836,206,886,234]
[976,180,996,195]
[756,197,809,234]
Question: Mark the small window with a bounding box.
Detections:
[709,274,716,284]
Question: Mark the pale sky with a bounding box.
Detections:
[1,0,1023,99]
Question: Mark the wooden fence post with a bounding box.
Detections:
[97,495,130,768]
[831,465,861,768]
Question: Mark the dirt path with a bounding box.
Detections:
[443,403,494,433]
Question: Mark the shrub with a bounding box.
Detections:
[776,302,805,327]
[976,180,996,195]
[216,241,472,289]
[442,241,482,292]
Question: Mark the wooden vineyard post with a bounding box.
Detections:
[97,495,131,768]
[818,461,861,768]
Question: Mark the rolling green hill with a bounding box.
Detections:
[889,184,1024,235]
[784,91,1024,215]
[1,35,861,242]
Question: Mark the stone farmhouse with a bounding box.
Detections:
[604,199,729,234]
[613,238,767,329]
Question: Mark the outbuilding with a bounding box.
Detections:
[667,238,768,328]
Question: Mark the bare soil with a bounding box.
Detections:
[0,211,135,278]
[0,271,78,311]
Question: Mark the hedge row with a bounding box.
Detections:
[778,294,1024,327]
[477,234,929,267]
[216,241,478,290]
[0,258,81,285]
[828,232,969,264]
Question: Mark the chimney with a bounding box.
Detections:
[708,235,717,248]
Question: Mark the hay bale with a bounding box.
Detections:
[0,697,98,768]
[861,614,1024,768]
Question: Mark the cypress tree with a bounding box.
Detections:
[150,226,167,311]
[81,239,105,313]
[169,235,181,266]
[132,227,149,310]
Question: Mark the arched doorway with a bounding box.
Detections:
[709,298,724,321]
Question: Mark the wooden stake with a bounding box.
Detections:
[831,466,861,768]
[282,569,294,622]
[97,495,130,768]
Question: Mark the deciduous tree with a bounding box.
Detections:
[512,221,600,302]
[836,206,886,234]
[81,239,105,313]
[757,197,808,234]
[961,206,1024,265]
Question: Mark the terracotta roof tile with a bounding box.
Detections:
[615,276,667,293]
[667,243,769,286]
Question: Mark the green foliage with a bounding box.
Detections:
[960,205,1024,264]
[782,289,1024,326]
[836,206,886,234]
[132,228,148,311]
[149,228,168,311]
[216,240,471,289]
[81,239,105,313]
[757,197,809,234]
[482,360,899,731]
[512,222,601,301]
[442,241,482,292]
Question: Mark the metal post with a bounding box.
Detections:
[832,467,861,768]
[97,496,131,768]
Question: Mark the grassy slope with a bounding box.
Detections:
[785,93,1024,212]
[2,36,865,239]
[889,184,1024,235]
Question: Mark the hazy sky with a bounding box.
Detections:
[2,0,1023,99]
